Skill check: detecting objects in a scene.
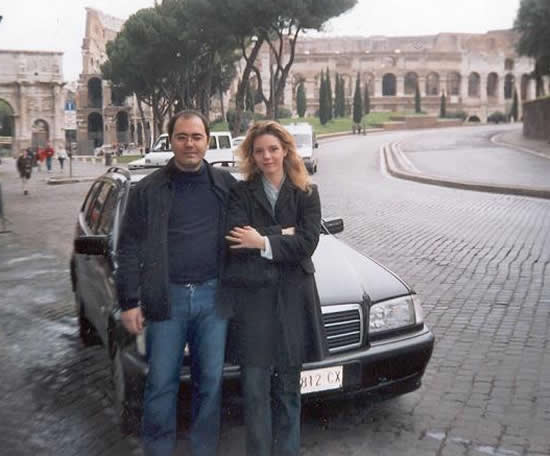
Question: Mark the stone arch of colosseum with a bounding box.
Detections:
[282,31,537,121]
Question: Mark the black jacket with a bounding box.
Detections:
[223,175,327,367]
[115,158,236,321]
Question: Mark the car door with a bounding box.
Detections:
[75,180,104,320]
[85,181,120,341]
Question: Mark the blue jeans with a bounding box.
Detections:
[241,366,301,456]
[143,280,227,456]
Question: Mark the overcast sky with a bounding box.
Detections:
[0,0,521,82]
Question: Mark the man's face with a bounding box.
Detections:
[170,116,209,171]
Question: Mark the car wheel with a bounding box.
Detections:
[111,342,142,435]
[75,288,101,347]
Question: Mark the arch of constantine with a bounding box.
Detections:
[0,50,65,155]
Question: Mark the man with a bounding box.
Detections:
[116,110,236,456]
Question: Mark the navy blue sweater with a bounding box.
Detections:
[168,164,220,283]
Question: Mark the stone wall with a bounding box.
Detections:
[522,98,550,141]
[0,50,65,156]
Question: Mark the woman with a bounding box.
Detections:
[224,120,325,456]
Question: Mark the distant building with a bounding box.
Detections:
[76,8,153,155]
[0,49,65,156]
[257,30,540,122]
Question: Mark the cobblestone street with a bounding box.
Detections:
[0,125,549,455]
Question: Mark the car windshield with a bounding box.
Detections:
[152,136,170,152]
[293,134,312,147]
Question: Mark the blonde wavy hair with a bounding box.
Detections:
[236,120,312,192]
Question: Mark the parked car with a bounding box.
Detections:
[71,165,434,433]
[285,123,319,174]
[232,135,246,148]
[127,132,234,170]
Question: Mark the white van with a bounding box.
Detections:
[285,123,318,174]
[128,131,234,170]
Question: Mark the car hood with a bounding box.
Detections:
[312,235,410,305]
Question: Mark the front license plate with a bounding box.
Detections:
[300,366,343,395]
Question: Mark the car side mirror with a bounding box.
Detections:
[321,217,344,235]
[74,235,110,256]
[314,142,319,148]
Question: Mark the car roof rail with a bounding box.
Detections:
[106,166,131,178]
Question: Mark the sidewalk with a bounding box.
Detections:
[0,158,109,260]
[492,128,550,159]
[383,126,550,199]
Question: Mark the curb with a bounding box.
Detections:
[317,128,385,140]
[383,143,550,200]
[490,132,550,161]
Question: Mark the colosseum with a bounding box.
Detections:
[75,6,538,154]
[262,30,537,122]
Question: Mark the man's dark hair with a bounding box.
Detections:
[167,110,210,139]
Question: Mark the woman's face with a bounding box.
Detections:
[252,133,287,179]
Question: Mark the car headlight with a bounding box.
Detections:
[369,295,423,335]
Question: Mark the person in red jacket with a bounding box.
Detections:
[43,142,55,172]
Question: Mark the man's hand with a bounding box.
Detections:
[226,226,265,250]
[121,307,145,335]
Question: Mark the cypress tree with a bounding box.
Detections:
[353,72,363,124]
[326,68,333,120]
[415,81,422,113]
[440,92,446,118]
[319,70,329,125]
[510,89,519,121]
[363,83,370,115]
[296,81,306,118]
[336,74,345,117]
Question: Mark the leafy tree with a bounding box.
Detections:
[415,81,422,114]
[102,7,176,141]
[363,83,371,115]
[194,0,357,133]
[326,68,333,120]
[352,72,363,124]
[440,92,447,118]
[296,81,306,117]
[514,0,550,96]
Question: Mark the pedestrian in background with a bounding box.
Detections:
[223,120,324,456]
[16,148,33,195]
[57,148,67,171]
[36,147,44,171]
[43,142,54,172]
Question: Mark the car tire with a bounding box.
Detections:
[75,288,101,347]
[111,342,142,435]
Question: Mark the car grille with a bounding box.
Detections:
[321,304,363,353]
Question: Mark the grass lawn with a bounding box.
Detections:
[115,154,142,164]
[210,111,418,136]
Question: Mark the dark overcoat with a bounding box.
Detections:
[223,175,327,368]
